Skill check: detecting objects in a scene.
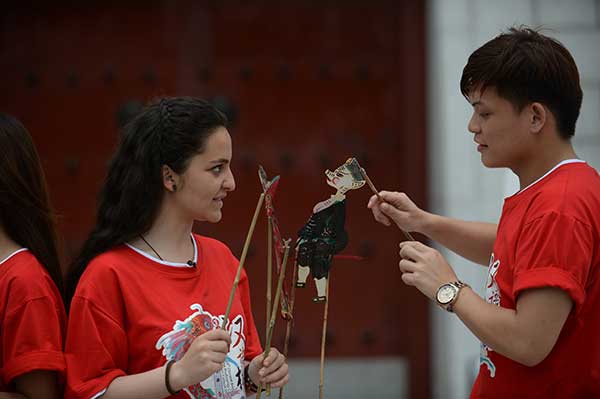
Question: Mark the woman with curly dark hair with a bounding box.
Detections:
[65,97,288,399]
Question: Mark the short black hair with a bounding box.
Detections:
[460,26,582,139]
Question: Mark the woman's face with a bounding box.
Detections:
[171,126,235,223]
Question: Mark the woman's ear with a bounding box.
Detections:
[530,102,547,134]
[162,165,178,192]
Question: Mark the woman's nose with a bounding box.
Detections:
[224,169,236,191]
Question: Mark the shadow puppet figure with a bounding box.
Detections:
[295,158,366,302]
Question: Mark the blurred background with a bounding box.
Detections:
[0,1,598,398]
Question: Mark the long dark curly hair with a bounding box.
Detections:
[0,113,64,296]
[66,97,227,304]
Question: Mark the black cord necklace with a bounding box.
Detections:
[139,235,196,267]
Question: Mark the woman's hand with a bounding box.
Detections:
[169,329,231,390]
[248,347,289,388]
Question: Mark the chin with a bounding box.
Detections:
[480,155,502,169]
[206,212,223,223]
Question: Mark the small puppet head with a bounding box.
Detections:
[325,158,366,195]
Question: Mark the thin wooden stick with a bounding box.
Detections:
[360,167,415,241]
[360,167,382,201]
[257,240,291,399]
[319,276,330,399]
[222,193,265,329]
[266,216,273,337]
[278,247,299,399]
[265,217,274,397]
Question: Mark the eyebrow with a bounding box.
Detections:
[471,100,483,106]
[209,158,230,164]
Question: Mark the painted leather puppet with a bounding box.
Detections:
[295,158,366,302]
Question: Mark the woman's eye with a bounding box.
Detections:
[211,165,223,173]
[480,112,491,118]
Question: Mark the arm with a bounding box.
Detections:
[421,214,497,266]
[100,329,231,399]
[12,371,61,399]
[368,191,496,265]
[454,286,572,366]
[98,367,170,399]
[398,241,572,366]
[104,345,292,398]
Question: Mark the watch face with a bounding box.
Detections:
[437,284,457,305]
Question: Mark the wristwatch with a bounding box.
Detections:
[436,281,469,312]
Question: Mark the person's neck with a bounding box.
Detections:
[0,225,22,262]
[132,204,195,263]
[513,140,578,190]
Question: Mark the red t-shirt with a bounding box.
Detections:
[0,249,66,389]
[471,161,600,398]
[65,235,262,399]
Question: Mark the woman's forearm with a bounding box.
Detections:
[100,366,170,399]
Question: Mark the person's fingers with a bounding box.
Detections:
[401,272,417,286]
[195,332,230,350]
[408,240,432,253]
[205,339,230,354]
[379,191,402,206]
[378,190,396,199]
[259,349,285,374]
[261,362,289,385]
[267,372,289,388]
[190,333,230,357]
[264,348,283,367]
[399,242,426,262]
[400,240,431,256]
[380,202,404,224]
[204,329,232,345]
[368,198,392,226]
[399,258,418,274]
[372,207,392,226]
[204,351,228,364]
[367,194,379,208]
[205,359,227,375]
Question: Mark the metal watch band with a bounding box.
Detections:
[446,281,469,313]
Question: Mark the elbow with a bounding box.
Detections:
[518,355,545,368]
[505,326,562,367]
[514,345,553,367]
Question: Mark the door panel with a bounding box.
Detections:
[0,2,428,397]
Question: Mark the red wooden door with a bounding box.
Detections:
[0,2,428,397]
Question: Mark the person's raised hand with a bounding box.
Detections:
[398,241,458,300]
[368,191,427,233]
[169,329,231,390]
[248,347,289,388]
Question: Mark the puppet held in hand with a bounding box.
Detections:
[295,158,366,302]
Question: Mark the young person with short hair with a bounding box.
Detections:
[369,27,600,398]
